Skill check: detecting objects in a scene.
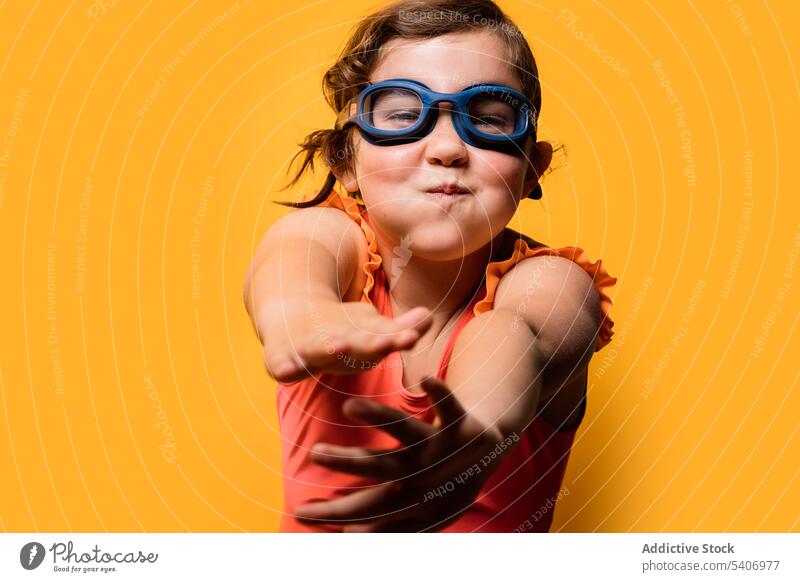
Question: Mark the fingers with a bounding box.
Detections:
[342,398,436,445]
[288,337,350,377]
[294,482,412,524]
[420,376,466,429]
[264,306,433,383]
[346,307,430,357]
[321,311,429,375]
[347,306,432,355]
[264,338,348,384]
[309,443,406,480]
[333,329,402,363]
[266,327,391,382]
[300,312,420,376]
[267,337,391,382]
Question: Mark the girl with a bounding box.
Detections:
[244,0,616,532]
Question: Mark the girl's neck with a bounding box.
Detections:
[369,222,506,332]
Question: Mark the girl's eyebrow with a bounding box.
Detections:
[376,88,416,96]
[454,80,524,92]
[371,76,521,91]
[462,79,522,90]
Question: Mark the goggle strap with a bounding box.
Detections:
[335,99,359,130]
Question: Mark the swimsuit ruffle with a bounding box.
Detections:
[317,191,383,305]
[474,237,617,352]
[313,191,616,352]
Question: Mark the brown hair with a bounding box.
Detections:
[276,0,555,208]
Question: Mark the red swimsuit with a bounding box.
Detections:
[276,192,617,532]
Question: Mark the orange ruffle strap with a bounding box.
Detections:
[317,191,383,305]
[473,237,617,352]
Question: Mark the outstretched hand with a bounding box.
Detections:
[263,301,433,383]
[294,376,512,532]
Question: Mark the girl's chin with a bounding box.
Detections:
[390,228,490,262]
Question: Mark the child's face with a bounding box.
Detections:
[337,30,543,261]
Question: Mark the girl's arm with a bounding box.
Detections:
[243,206,366,318]
[243,207,431,382]
[444,309,543,442]
[447,255,601,439]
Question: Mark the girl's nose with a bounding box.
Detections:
[423,103,468,166]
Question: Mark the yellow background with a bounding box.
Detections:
[0,0,797,532]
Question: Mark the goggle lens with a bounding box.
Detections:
[466,92,525,137]
[362,86,527,138]
[364,88,423,130]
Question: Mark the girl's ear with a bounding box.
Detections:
[523,141,553,197]
[326,138,359,192]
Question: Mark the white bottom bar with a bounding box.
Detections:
[1,533,798,581]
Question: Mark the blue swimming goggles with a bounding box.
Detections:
[335,78,537,154]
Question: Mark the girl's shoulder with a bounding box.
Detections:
[475,227,618,352]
